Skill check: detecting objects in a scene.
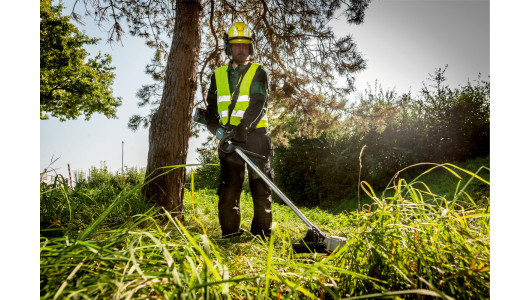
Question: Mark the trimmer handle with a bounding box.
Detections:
[219,134,266,160]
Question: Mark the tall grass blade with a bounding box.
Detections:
[264,222,277,298]
[342,288,455,299]
[165,210,223,282]
[53,258,86,300]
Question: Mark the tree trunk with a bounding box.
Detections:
[143,1,202,219]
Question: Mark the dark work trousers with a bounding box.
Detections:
[217,128,274,238]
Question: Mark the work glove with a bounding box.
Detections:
[231,125,248,147]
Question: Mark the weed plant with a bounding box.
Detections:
[40,162,489,299]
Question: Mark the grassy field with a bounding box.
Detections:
[40,159,489,299]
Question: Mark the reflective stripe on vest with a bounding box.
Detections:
[214,63,268,128]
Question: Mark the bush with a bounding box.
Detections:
[272,67,490,208]
[74,164,145,190]
[272,132,362,207]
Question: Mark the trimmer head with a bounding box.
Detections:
[292,227,346,254]
[324,235,347,252]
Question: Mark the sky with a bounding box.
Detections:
[5,0,530,297]
[39,0,490,180]
[331,0,489,95]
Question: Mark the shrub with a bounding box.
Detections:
[272,67,490,207]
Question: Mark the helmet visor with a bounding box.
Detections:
[228,37,252,44]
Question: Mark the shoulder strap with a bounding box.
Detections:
[239,63,260,95]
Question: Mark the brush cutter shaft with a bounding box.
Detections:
[234,147,326,237]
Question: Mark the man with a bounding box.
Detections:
[205,22,273,239]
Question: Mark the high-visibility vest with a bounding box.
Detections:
[214,63,268,128]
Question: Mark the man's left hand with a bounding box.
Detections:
[231,125,248,147]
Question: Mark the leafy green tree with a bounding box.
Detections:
[40,0,121,121]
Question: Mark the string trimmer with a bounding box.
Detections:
[193,108,347,253]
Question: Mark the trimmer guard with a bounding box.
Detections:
[292,227,347,253]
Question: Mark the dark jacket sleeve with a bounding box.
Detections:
[239,65,269,129]
[205,73,220,135]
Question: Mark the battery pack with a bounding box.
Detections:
[193,107,208,126]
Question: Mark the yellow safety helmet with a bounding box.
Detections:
[223,22,254,56]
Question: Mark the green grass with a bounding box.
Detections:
[40,160,489,299]
[409,156,490,205]
[325,156,490,214]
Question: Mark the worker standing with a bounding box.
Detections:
[204,22,274,239]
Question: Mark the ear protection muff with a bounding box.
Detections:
[223,33,230,56]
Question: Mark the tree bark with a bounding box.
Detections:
[143,1,202,219]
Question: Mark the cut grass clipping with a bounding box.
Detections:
[41,162,489,299]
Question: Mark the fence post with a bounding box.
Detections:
[68,163,72,189]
